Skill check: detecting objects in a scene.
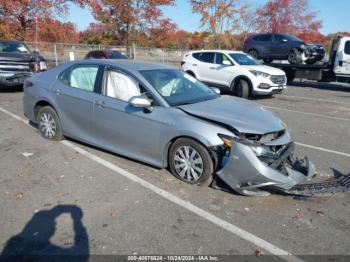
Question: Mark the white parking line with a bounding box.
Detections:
[280,94,350,106]
[295,142,350,158]
[264,106,350,122]
[0,106,303,262]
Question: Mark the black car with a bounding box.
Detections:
[243,33,325,64]
[0,39,47,89]
[84,49,128,59]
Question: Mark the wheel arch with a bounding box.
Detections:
[231,75,253,94]
[162,135,217,169]
[34,99,59,122]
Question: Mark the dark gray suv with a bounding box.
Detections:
[243,33,325,64]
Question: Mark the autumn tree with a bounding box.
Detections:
[190,0,249,48]
[255,0,322,35]
[90,0,175,50]
[0,0,86,41]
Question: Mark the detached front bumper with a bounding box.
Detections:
[216,141,314,195]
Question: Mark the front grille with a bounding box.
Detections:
[0,62,31,72]
[270,75,286,85]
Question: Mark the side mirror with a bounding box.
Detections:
[222,60,232,66]
[211,87,221,95]
[129,96,152,108]
[282,39,288,43]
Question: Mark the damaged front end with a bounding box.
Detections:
[212,130,316,196]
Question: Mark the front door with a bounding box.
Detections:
[91,67,167,165]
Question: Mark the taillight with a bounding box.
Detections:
[23,81,33,88]
[244,38,251,46]
[30,62,40,73]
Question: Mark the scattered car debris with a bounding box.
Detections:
[316,211,324,217]
[22,152,33,157]
[255,249,264,256]
[15,192,24,199]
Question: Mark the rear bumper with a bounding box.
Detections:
[216,141,314,193]
[0,72,32,87]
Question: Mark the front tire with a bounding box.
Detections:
[169,138,214,186]
[288,49,302,64]
[37,106,63,141]
[232,79,250,99]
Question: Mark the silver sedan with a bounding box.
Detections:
[23,60,313,196]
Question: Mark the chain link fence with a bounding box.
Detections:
[25,42,188,68]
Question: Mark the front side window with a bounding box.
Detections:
[229,53,261,66]
[345,41,350,55]
[215,53,231,65]
[104,70,141,102]
[140,69,217,106]
[273,34,285,42]
[60,65,99,92]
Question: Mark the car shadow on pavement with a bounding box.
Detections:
[0,205,89,262]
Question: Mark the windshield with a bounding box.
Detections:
[0,41,30,53]
[108,51,128,59]
[229,53,261,66]
[140,69,218,106]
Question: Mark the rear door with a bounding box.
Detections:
[193,52,216,83]
[52,64,103,141]
[334,38,350,76]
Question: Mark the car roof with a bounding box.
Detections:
[190,50,244,54]
[66,59,175,71]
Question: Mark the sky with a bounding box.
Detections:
[64,0,350,35]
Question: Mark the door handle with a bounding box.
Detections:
[54,89,61,95]
[209,66,216,70]
[193,63,197,66]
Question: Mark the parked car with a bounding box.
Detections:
[23,60,313,196]
[0,39,47,89]
[84,49,128,59]
[243,33,325,65]
[181,50,286,98]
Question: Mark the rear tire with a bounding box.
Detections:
[169,138,213,187]
[248,49,259,59]
[232,79,250,99]
[37,106,63,141]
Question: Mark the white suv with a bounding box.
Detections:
[181,50,287,98]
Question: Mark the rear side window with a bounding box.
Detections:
[194,52,215,63]
[59,65,99,92]
[345,41,350,55]
[254,34,272,42]
[192,52,202,60]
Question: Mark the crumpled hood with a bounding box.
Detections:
[178,96,285,134]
